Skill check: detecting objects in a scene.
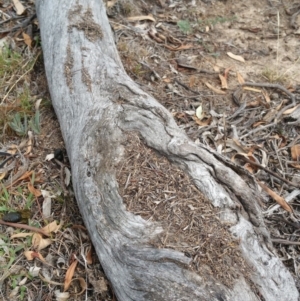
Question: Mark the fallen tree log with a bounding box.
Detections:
[36,0,299,300]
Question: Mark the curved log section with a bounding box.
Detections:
[36,0,299,300]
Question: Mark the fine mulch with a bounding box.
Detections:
[117,132,250,287]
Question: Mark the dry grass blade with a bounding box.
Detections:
[1,51,41,104]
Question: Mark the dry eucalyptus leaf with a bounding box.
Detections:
[106,0,117,8]
[64,167,71,186]
[227,52,245,62]
[42,196,52,218]
[237,72,245,84]
[243,86,261,92]
[64,260,78,291]
[32,233,52,251]
[12,0,25,15]
[22,32,32,47]
[291,145,300,161]
[9,286,19,299]
[24,250,46,262]
[219,74,228,89]
[54,290,70,301]
[205,82,226,95]
[127,15,155,22]
[45,153,55,161]
[28,182,42,197]
[11,232,33,239]
[86,246,93,265]
[195,105,203,119]
[283,103,300,115]
[42,220,62,234]
[258,182,293,213]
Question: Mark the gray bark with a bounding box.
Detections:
[36,0,299,300]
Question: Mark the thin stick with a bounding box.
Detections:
[237,155,299,188]
[0,220,50,236]
[242,82,295,104]
[272,238,300,246]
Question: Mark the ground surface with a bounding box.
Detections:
[0,0,300,300]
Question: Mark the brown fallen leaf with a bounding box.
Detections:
[86,246,93,265]
[5,171,33,189]
[193,115,212,126]
[24,250,46,262]
[224,67,231,80]
[42,220,62,235]
[237,72,245,84]
[0,171,6,181]
[252,120,266,128]
[11,232,33,239]
[291,145,300,161]
[127,15,155,22]
[205,82,226,95]
[243,86,261,93]
[32,233,52,251]
[258,182,293,213]
[22,32,32,48]
[219,74,228,89]
[64,260,78,291]
[290,163,300,169]
[12,0,26,15]
[226,139,249,154]
[231,153,259,173]
[283,103,300,115]
[28,182,42,197]
[227,52,245,62]
[247,99,261,108]
[164,43,194,51]
[106,0,117,8]
[262,90,271,105]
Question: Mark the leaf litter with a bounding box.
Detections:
[1,0,300,299]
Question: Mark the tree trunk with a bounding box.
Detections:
[36,0,299,300]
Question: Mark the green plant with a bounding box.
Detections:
[8,110,40,136]
[20,285,27,300]
[19,89,32,111]
[25,192,34,209]
[0,46,22,78]
[29,111,41,134]
[0,186,10,204]
[8,112,28,136]
[132,63,143,76]
[177,20,192,34]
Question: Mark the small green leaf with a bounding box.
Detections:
[29,110,40,134]
[177,20,192,34]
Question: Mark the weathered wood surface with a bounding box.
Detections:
[36,0,299,300]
